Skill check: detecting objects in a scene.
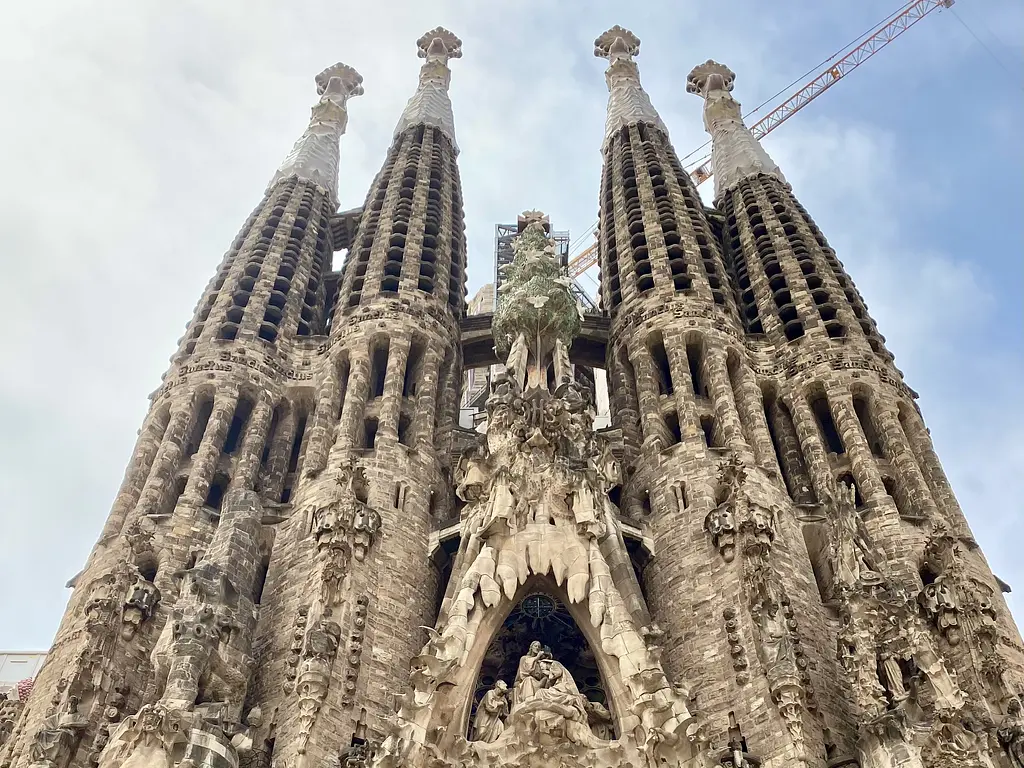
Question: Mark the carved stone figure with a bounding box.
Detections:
[999,698,1024,767]
[756,601,795,679]
[585,699,613,741]
[96,703,190,768]
[471,681,509,743]
[830,481,883,593]
[352,505,381,562]
[705,505,737,562]
[920,575,961,645]
[121,573,160,640]
[28,695,88,768]
[296,619,343,754]
[508,642,598,747]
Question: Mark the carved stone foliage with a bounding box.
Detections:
[308,459,381,607]
[371,216,704,768]
[705,455,778,565]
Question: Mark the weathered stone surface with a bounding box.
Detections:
[3,25,1021,768]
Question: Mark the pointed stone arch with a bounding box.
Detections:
[428,575,638,743]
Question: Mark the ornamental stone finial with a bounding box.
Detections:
[394,27,462,151]
[594,26,667,149]
[417,27,462,64]
[686,59,735,97]
[315,62,364,102]
[594,25,640,61]
[686,59,785,200]
[270,61,363,206]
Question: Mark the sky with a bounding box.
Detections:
[0,0,1021,650]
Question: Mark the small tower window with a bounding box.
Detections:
[810,394,845,455]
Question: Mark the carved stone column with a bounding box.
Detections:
[335,348,371,452]
[413,346,442,450]
[181,389,239,509]
[785,392,833,505]
[234,397,274,490]
[829,389,886,504]
[705,348,747,455]
[765,397,814,505]
[134,399,194,519]
[378,335,411,440]
[665,337,699,439]
[261,405,297,502]
[302,364,340,477]
[99,406,172,540]
[629,345,669,448]
[732,363,779,476]
[876,403,937,524]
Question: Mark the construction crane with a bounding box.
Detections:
[567,0,954,279]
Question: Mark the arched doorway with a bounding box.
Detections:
[470,592,611,737]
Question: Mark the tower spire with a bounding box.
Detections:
[687,60,785,201]
[393,27,462,151]
[271,62,364,207]
[594,26,667,150]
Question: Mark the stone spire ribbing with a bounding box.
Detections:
[687,60,785,201]
[393,27,462,152]
[595,27,668,150]
[271,63,364,207]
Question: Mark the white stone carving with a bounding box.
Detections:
[393,28,462,152]
[686,60,786,201]
[595,27,668,150]
[271,63,364,206]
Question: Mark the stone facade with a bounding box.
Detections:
[3,24,1022,768]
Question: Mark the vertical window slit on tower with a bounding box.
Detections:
[853,395,884,458]
[185,397,215,458]
[647,333,673,396]
[404,339,425,398]
[260,405,283,473]
[161,476,189,519]
[335,355,351,420]
[204,473,229,511]
[664,409,682,446]
[685,338,705,397]
[370,339,390,399]
[810,394,845,455]
[882,476,913,521]
[287,411,308,475]
[222,397,254,455]
[363,417,379,450]
[397,413,413,447]
[701,415,717,448]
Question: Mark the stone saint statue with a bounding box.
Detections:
[512,641,552,709]
[472,681,509,743]
[999,697,1024,767]
[510,641,600,746]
